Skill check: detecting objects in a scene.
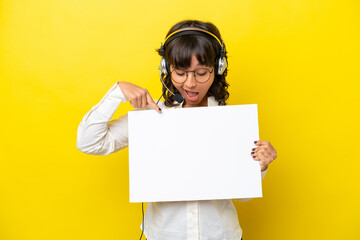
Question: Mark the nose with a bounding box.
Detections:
[184,71,197,88]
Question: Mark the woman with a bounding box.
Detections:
[77,19,277,240]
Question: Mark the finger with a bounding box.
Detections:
[135,95,141,108]
[129,96,137,108]
[251,151,260,161]
[251,147,263,157]
[141,91,147,108]
[251,146,261,153]
[254,140,269,147]
[251,149,269,161]
[146,92,162,113]
[251,146,268,155]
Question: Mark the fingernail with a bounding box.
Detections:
[252,148,255,151]
[254,141,257,144]
[251,152,254,154]
[253,156,256,158]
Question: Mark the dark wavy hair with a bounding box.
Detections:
[156,20,229,107]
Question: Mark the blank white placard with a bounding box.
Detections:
[128,104,262,203]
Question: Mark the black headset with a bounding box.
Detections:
[158,27,228,76]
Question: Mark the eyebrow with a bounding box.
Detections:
[173,66,210,71]
[173,63,208,68]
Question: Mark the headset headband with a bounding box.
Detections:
[164,27,223,46]
[160,27,224,56]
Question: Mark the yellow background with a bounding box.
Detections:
[1,0,359,239]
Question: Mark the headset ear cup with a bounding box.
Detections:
[160,57,168,75]
[217,43,227,75]
[217,57,227,75]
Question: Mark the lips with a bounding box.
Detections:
[184,90,199,101]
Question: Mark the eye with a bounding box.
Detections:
[175,70,186,76]
[196,69,208,76]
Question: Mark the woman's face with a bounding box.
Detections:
[170,54,215,108]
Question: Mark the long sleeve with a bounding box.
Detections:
[76,82,129,155]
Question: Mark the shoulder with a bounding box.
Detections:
[208,96,218,106]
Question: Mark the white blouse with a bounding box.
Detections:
[76,82,267,240]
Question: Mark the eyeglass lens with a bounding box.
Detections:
[171,68,212,83]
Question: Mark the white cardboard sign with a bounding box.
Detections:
[128,104,262,202]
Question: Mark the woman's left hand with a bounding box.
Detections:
[251,140,277,171]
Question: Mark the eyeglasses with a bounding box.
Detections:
[170,68,214,83]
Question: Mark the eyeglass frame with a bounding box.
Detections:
[169,67,215,84]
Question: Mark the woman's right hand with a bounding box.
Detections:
[117,81,161,113]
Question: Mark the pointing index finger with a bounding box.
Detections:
[146,92,162,113]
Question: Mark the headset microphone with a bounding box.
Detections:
[174,93,184,104]
[158,67,184,104]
